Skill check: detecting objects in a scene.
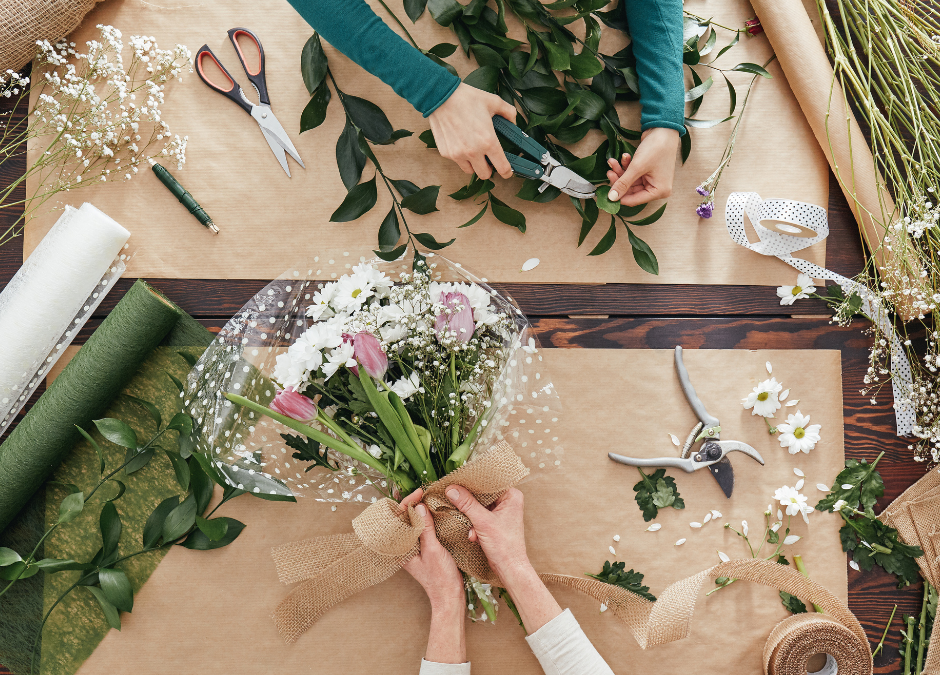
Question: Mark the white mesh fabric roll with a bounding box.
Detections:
[0,203,129,432]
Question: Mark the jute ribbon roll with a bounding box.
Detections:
[272,442,872,675]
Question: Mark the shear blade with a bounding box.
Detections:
[709,457,735,498]
[545,166,595,198]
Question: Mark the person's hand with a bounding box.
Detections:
[428,83,517,180]
[606,127,681,206]
[400,488,464,608]
[445,486,529,581]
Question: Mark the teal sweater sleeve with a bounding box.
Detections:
[623,0,686,135]
[286,0,461,117]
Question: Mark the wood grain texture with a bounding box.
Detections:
[0,28,920,675]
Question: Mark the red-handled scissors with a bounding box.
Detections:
[195,28,305,177]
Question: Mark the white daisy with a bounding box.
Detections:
[321,342,356,379]
[742,377,783,417]
[776,411,822,454]
[776,273,816,306]
[388,372,421,400]
[773,484,813,523]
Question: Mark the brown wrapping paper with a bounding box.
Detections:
[25,0,829,285]
[73,349,846,675]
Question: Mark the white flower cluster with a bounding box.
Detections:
[742,364,822,454]
[896,189,940,239]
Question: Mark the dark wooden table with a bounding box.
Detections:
[0,79,926,675]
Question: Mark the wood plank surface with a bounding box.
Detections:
[0,25,925,674]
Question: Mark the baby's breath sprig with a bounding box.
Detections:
[0,25,192,248]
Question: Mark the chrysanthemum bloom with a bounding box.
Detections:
[742,377,783,417]
[776,273,817,306]
[776,411,822,454]
[773,484,812,523]
[270,388,317,422]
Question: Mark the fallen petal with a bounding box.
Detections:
[613,535,620,542]
[779,388,790,401]
[669,433,680,446]
[521,257,540,272]
[795,478,804,490]
[848,560,860,572]
[711,510,722,518]
[793,468,804,477]
[646,523,662,531]
[816,484,830,492]
[777,509,783,520]
[704,513,712,523]
[783,534,801,545]
[600,603,608,612]
[690,522,702,528]
[766,361,773,374]
[609,546,616,555]
[675,538,686,546]
[717,551,730,563]
[841,484,854,490]
[786,399,799,407]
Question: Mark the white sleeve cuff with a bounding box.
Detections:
[419,658,471,675]
[525,609,615,675]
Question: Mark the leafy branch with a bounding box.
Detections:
[632,467,684,522]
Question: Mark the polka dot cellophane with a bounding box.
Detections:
[183,252,564,502]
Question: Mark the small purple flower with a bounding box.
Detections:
[695,186,711,197]
[696,201,715,219]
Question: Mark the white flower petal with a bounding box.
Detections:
[742,520,749,536]
[848,560,860,572]
[841,484,854,490]
[793,468,804,477]
[783,534,801,545]
[675,538,686,546]
[779,388,790,401]
[711,510,722,519]
[786,399,799,407]
[609,546,616,555]
[771,522,782,532]
[817,484,830,492]
[704,513,712,523]
[669,433,680,446]
[646,523,662,531]
[600,602,608,612]
[717,551,730,563]
[613,535,620,542]
[690,522,702,528]
[521,257,540,272]
[766,361,773,374]
[795,478,805,490]
[777,509,783,520]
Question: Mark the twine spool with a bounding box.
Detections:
[764,613,871,675]
[0,280,181,534]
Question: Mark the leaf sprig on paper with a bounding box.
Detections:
[633,467,685,522]
[587,560,656,601]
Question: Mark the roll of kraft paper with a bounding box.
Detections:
[0,203,130,436]
[0,279,181,534]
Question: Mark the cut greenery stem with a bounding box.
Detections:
[872,604,898,658]
[905,615,916,675]
[792,555,824,613]
[916,582,929,674]
[707,513,794,596]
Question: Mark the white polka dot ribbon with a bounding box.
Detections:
[726,192,915,437]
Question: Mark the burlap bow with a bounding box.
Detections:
[270,442,873,675]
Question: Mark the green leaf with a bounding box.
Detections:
[167,412,193,436]
[176,350,198,368]
[34,558,94,572]
[99,568,134,613]
[94,418,137,449]
[124,447,155,475]
[470,44,507,68]
[699,27,718,57]
[336,118,367,190]
[401,186,441,214]
[166,372,184,393]
[165,450,190,491]
[489,195,526,232]
[418,129,437,149]
[458,202,488,228]
[300,33,328,95]
[162,494,197,543]
[100,501,122,558]
[595,185,620,214]
[143,496,179,548]
[404,0,429,22]
[390,178,420,198]
[450,175,494,200]
[344,95,394,143]
[588,217,617,256]
[780,591,807,614]
[628,203,667,226]
[0,547,22,566]
[374,244,408,262]
[330,175,378,222]
[685,76,713,102]
[300,80,331,133]
[428,0,463,25]
[520,87,568,116]
[680,126,692,164]
[540,38,570,71]
[576,197,599,246]
[378,207,401,251]
[105,480,127,503]
[281,433,337,472]
[427,42,457,57]
[413,232,455,250]
[723,74,737,117]
[189,458,214,515]
[124,395,162,429]
[87,586,122,630]
[58,491,85,524]
[567,50,603,79]
[0,561,38,580]
[195,515,228,542]
[571,90,606,120]
[714,30,740,60]
[731,62,772,78]
[180,517,246,551]
[464,65,499,93]
[815,457,885,513]
[633,468,684,521]
[627,226,659,275]
[586,560,656,601]
[516,179,560,203]
[76,425,106,474]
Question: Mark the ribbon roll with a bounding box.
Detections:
[725,192,915,436]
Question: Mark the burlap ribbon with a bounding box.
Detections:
[272,442,873,675]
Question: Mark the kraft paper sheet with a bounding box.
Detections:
[25,0,829,285]
[72,349,846,675]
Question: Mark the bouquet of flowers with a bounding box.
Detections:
[183,255,562,619]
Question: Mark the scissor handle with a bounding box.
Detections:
[493,115,549,163]
[608,453,697,473]
[227,28,270,106]
[195,45,252,114]
[505,153,545,180]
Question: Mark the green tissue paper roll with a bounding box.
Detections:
[0,279,182,534]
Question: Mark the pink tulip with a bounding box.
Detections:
[435,291,475,343]
[270,388,317,422]
[353,331,388,379]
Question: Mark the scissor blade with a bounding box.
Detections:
[544,165,595,198]
[709,457,735,498]
[717,440,765,465]
[252,105,305,168]
[260,126,291,176]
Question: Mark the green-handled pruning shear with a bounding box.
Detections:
[493,116,596,199]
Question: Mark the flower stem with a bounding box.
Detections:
[872,604,898,658]
[792,555,824,613]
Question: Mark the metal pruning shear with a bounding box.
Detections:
[608,346,765,498]
[195,28,305,177]
[492,116,595,198]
